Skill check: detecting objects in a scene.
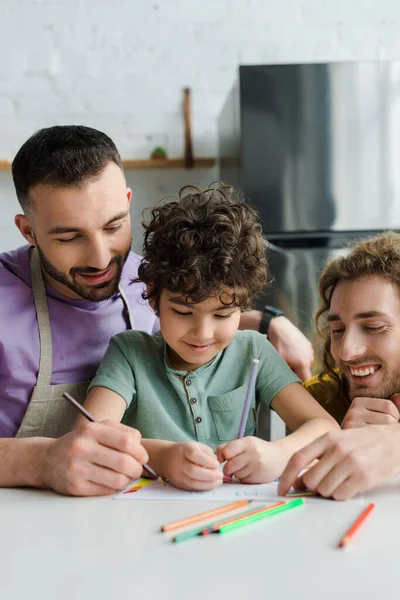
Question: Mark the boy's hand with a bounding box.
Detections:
[163,441,223,491]
[216,437,286,484]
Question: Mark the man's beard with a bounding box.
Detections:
[35,242,131,302]
[342,359,400,401]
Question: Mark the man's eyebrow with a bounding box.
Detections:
[327,310,388,322]
[327,314,340,322]
[47,211,129,235]
[354,311,388,319]
[169,298,235,311]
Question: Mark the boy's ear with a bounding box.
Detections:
[147,286,156,311]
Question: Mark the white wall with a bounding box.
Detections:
[0,167,217,254]
[2,0,400,252]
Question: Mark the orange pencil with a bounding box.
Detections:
[161,499,250,532]
[338,503,375,548]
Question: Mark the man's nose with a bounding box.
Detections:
[338,331,368,362]
[85,237,112,271]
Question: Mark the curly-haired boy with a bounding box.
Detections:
[80,185,338,491]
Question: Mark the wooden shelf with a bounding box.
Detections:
[123,157,216,169]
[0,158,216,171]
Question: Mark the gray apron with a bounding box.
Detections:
[16,247,134,438]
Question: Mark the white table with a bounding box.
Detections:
[1,481,400,600]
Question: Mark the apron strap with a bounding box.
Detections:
[118,283,135,330]
[30,247,53,387]
[29,248,135,388]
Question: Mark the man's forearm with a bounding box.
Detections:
[238,310,262,331]
[0,437,52,488]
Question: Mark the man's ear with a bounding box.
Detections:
[14,214,36,246]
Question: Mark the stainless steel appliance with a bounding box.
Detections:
[218,61,400,341]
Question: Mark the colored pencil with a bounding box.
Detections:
[222,475,234,483]
[338,503,375,548]
[237,359,260,438]
[162,499,250,533]
[63,392,98,424]
[172,502,286,543]
[173,505,266,543]
[286,490,316,497]
[205,501,287,534]
[216,497,304,534]
[62,392,159,480]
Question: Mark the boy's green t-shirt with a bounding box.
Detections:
[88,330,300,450]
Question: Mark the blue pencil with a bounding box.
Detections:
[237,358,260,438]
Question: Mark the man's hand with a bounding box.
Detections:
[278,426,400,500]
[216,437,286,484]
[41,420,149,496]
[267,316,314,381]
[162,441,223,491]
[342,396,400,429]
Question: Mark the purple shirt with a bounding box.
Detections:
[0,245,159,437]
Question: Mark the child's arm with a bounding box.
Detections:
[270,382,339,452]
[74,386,127,427]
[217,383,339,484]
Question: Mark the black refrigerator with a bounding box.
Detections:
[218,61,400,341]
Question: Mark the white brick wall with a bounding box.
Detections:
[1,0,400,252]
[0,167,218,253]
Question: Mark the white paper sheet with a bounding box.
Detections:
[114,477,282,501]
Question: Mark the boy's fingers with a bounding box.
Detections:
[223,453,247,477]
[220,439,246,460]
[183,463,223,483]
[216,444,227,462]
[230,465,253,482]
[185,446,219,469]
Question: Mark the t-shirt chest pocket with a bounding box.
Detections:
[207,385,256,441]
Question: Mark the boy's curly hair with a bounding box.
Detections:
[137,184,268,311]
[316,231,400,385]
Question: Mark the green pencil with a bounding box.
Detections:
[216,498,304,534]
[173,504,270,543]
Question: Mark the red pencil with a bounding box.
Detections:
[338,503,375,548]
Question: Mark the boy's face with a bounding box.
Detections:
[329,274,400,400]
[158,289,241,371]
